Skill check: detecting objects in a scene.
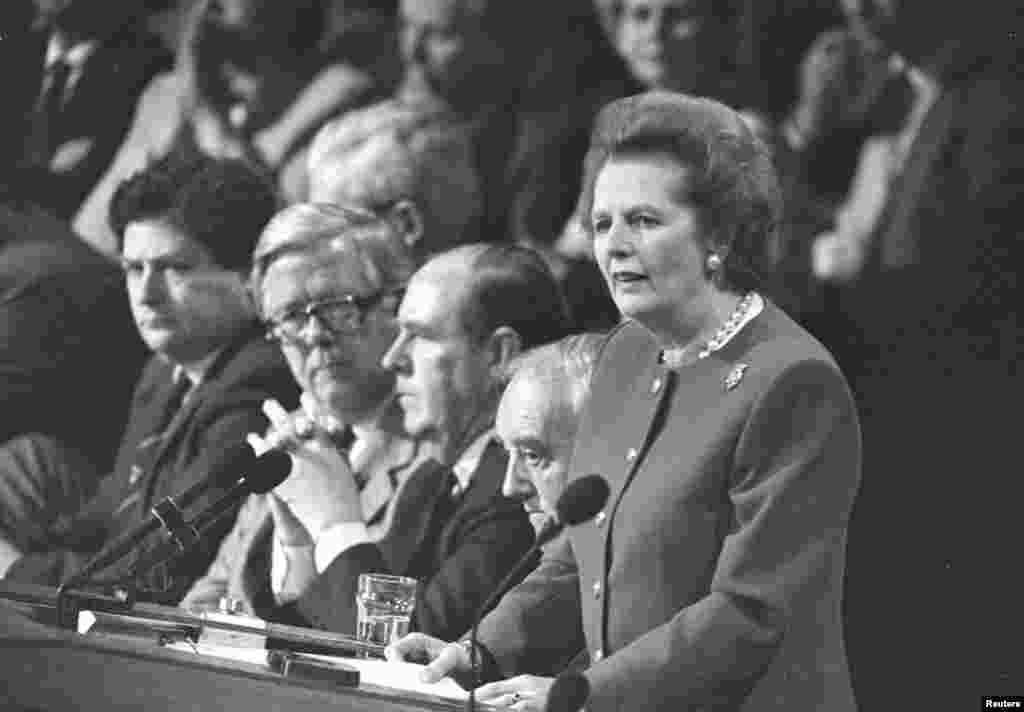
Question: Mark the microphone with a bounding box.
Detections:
[127,448,291,583]
[60,443,280,591]
[465,474,610,712]
[533,474,612,549]
[544,673,590,712]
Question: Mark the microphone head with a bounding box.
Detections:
[555,474,610,526]
[545,673,590,712]
[207,442,260,486]
[245,449,292,494]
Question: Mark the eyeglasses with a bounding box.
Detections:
[265,289,404,345]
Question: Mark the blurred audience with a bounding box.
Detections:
[396,0,637,250]
[73,0,400,254]
[833,1,1024,706]
[303,97,482,260]
[1,153,299,603]
[5,0,172,220]
[610,0,743,100]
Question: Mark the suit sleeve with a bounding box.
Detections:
[476,530,586,679]
[583,359,862,711]
[278,493,537,642]
[180,494,265,612]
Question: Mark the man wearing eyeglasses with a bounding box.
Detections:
[183,202,433,614]
[1,152,300,603]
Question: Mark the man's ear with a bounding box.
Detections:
[387,200,424,251]
[486,326,523,377]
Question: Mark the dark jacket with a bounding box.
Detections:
[0,204,147,472]
[274,441,537,642]
[6,325,300,603]
[7,12,171,219]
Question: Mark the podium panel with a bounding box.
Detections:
[0,584,465,712]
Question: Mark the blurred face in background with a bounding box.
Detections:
[122,220,252,364]
[398,0,505,108]
[259,247,399,423]
[617,0,716,92]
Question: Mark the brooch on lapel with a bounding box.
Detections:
[723,363,749,392]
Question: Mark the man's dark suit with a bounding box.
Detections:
[268,441,537,642]
[0,204,147,472]
[7,11,171,220]
[5,324,300,603]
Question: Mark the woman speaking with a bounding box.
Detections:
[389,91,862,712]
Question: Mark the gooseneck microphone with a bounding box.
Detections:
[59,443,288,593]
[544,673,590,712]
[128,448,292,582]
[465,474,610,712]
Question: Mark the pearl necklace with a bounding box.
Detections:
[660,292,760,369]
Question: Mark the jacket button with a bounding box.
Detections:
[592,580,602,599]
[650,377,662,395]
[595,510,606,527]
[593,648,604,662]
[625,447,638,462]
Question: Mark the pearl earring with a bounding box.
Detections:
[706,253,723,272]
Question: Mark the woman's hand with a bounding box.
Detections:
[476,675,556,710]
[386,633,472,683]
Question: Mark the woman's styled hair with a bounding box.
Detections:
[576,90,782,293]
[250,202,416,312]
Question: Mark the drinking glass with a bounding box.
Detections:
[355,573,417,652]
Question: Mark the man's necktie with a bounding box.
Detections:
[26,57,72,167]
[116,372,191,513]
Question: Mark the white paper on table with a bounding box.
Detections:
[163,641,468,701]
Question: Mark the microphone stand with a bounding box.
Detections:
[465,518,560,712]
[54,493,199,629]
[462,474,610,712]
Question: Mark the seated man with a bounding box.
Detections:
[496,333,605,534]
[264,243,575,641]
[1,153,299,603]
[182,202,434,613]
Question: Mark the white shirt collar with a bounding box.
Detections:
[451,427,496,493]
[171,348,223,389]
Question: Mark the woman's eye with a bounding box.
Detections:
[591,217,611,235]
[633,214,659,228]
